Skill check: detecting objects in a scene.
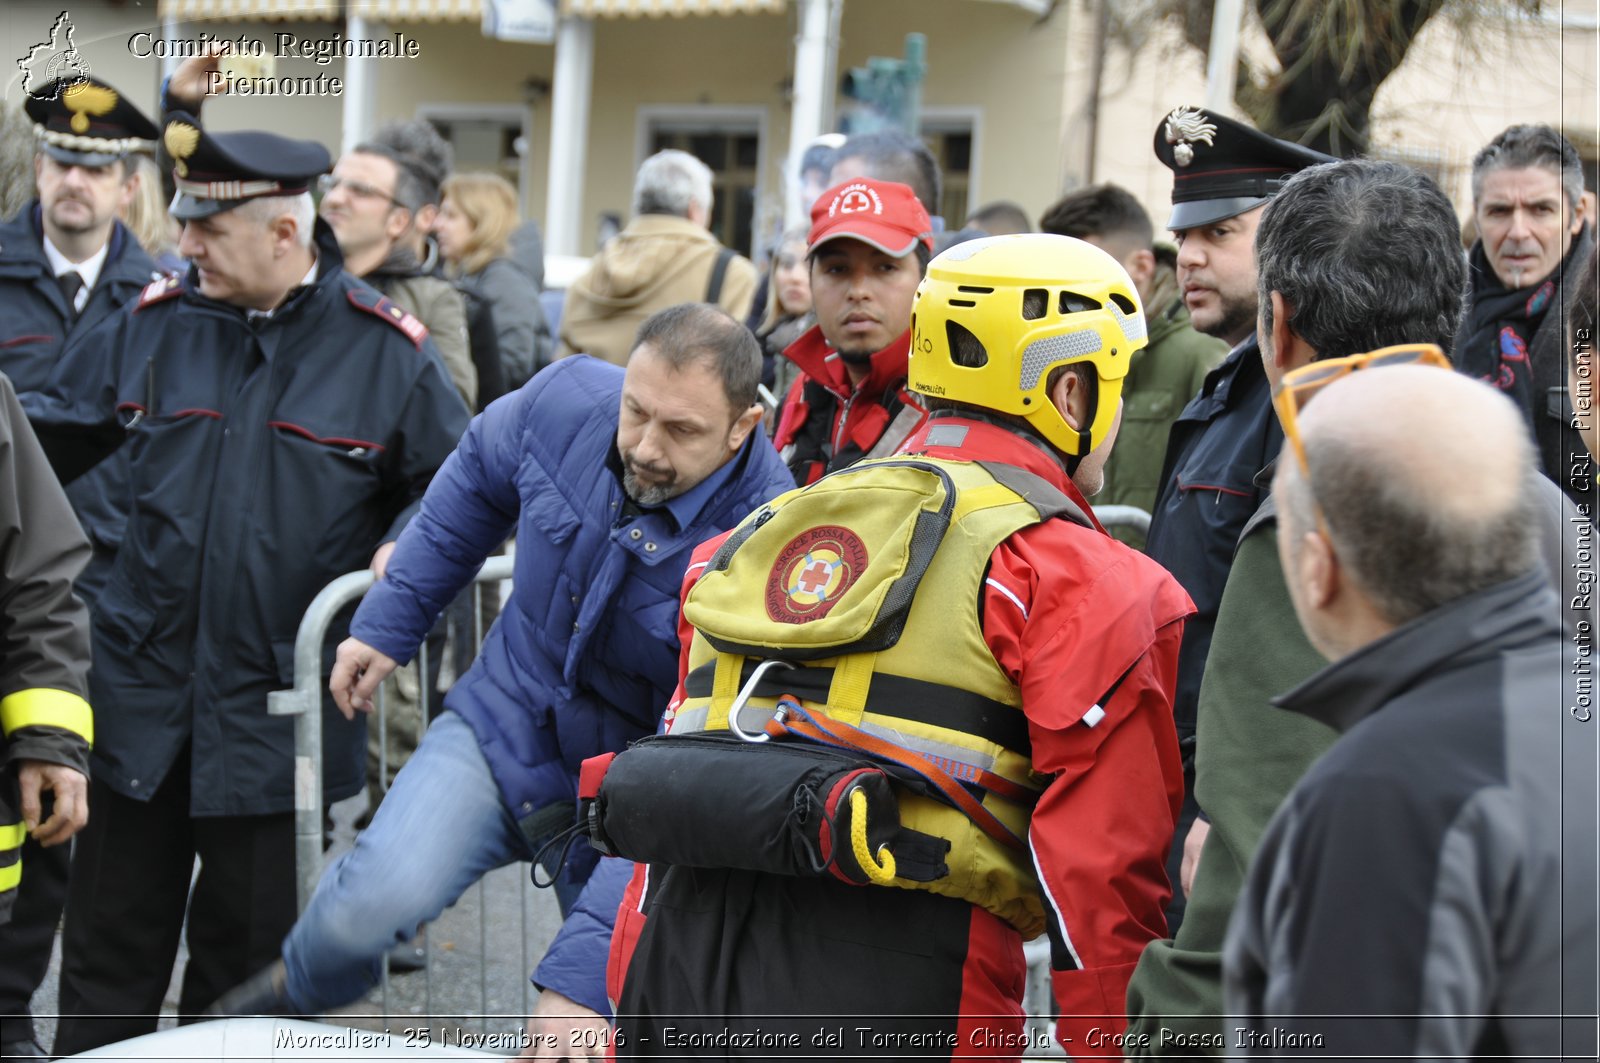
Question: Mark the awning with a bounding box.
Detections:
[158,0,341,20]
[347,0,484,19]
[562,0,786,17]
[161,0,1035,23]
[973,0,1052,14]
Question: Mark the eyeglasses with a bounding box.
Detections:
[1273,343,1452,538]
[317,173,410,210]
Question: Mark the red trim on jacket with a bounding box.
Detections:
[772,326,927,483]
[268,420,386,454]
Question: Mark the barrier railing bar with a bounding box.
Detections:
[270,556,517,914]
[1091,504,1151,534]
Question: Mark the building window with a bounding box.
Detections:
[640,107,768,258]
[418,104,531,211]
[430,118,521,182]
[921,109,981,227]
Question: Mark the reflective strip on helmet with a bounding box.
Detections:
[1018,331,1102,390]
[1110,301,1147,343]
[0,689,93,743]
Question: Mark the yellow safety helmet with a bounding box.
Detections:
[907,234,1147,459]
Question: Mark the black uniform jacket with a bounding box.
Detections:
[23,222,471,815]
[0,374,92,923]
[1144,334,1282,747]
[0,205,159,579]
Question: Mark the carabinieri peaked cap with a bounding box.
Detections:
[1154,105,1336,230]
[163,111,331,221]
[24,75,159,168]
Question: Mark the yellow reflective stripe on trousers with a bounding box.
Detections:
[0,688,93,743]
[0,820,21,893]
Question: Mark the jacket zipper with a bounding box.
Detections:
[830,390,857,467]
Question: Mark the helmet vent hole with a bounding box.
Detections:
[958,285,994,294]
[1110,293,1137,315]
[1059,291,1102,314]
[946,320,988,368]
[1021,289,1048,320]
[949,299,977,308]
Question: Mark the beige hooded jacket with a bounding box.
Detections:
[557,214,756,366]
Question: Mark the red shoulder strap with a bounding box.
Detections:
[134,275,182,312]
[346,289,430,350]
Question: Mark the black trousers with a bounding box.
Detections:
[52,768,297,1056]
[617,867,1025,1059]
[0,831,69,1045]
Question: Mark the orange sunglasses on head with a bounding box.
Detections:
[1272,343,1452,536]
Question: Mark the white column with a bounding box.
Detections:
[341,16,382,157]
[785,0,836,229]
[544,14,594,257]
[161,13,183,82]
[1204,0,1244,113]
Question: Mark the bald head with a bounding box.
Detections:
[1278,366,1541,629]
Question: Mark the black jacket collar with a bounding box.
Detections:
[0,200,151,283]
[1274,569,1560,734]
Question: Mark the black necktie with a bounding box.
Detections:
[56,271,83,322]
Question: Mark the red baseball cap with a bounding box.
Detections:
[808,178,934,257]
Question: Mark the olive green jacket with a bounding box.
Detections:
[1100,266,1226,548]
[369,259,477,410]
[1122,502,1327,1055]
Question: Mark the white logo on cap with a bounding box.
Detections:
[829,182,883,218]
[1164,106,1217,168]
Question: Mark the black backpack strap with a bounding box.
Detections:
[705,246,735,305]
[977,461,1095,529]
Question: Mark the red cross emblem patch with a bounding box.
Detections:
[766,525,869,624]
[839,189,874,214]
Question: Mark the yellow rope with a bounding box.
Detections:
[848,787,897,885]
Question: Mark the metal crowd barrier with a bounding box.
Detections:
[1092,504,1152,535]
[268,503,1150,1054]
[269,555,517,913]
[269,555,525,1036]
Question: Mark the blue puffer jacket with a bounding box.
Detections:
[352,355,792,839]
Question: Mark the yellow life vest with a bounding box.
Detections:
[675,455,1091,937]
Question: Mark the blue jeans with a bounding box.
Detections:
[282,711,585,1011]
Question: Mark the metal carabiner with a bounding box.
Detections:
[727,659,796,743]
